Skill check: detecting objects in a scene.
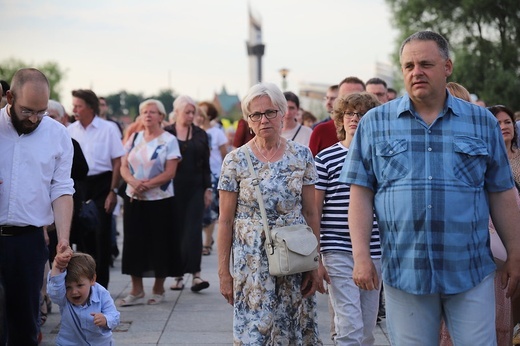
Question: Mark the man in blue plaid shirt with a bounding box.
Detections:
[340,30,520,345]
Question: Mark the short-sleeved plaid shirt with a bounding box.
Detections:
[339,92,514,295]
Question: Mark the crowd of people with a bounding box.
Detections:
[1,29,520,345]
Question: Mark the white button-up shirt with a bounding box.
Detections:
[0,106,74,226]
[67,116,125,176]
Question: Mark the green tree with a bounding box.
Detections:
[0,58,66,101]
[151,89,175,115]
[103,91,144,120]
[123,92,143,119]
[105,90,176,121]
[385,0,520,110]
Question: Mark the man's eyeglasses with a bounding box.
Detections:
[12,95,48,118]
[343,111,365,119]
[19,109,48,118]
[248,110,279,122]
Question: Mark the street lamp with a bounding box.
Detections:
[279,68,289,91]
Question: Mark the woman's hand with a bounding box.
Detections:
[127,179,150,200]
[132,179,150,194]
[301,269,321,298]
[317,261,330,293]
[219,274,234,305]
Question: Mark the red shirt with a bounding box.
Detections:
[233,119,255,148]
[309,119,338,156]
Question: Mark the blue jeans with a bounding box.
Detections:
[385,273,496,346]
[322,251,382,346]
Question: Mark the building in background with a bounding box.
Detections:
[213,86,242,120]
[298,82,330,121]
[246,7,265,86]
[374,61,396,91]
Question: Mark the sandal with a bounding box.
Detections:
[191,276,210,292]
[119,292,145,307]
[202,246,211,256]
[170,277,184,291]
[147,293,165,305]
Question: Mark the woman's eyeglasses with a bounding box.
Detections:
[343,111,365,119]
[248,110,279,122]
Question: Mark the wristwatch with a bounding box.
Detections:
[111,188,118,194]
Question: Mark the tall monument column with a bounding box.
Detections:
[246,8,265,86]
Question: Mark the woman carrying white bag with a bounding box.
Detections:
[217,82,325,345]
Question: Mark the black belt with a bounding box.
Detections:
[0,225,41,237]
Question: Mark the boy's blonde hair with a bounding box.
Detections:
[65,252,96,283]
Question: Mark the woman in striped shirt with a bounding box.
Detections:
[315,92,382,345]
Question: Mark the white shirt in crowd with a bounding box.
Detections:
[67,116,125,176]
[281,124,312,147]
[0,106,74,226]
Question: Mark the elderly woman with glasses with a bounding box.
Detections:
[218,82,324,345]
[118,99,181,306]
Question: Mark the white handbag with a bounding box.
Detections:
[243,147,319,276]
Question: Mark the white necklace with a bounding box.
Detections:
[254,138,281,163]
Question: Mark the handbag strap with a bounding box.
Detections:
[243,147,273,248]
[291,124,302,141]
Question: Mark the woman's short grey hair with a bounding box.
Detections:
[173,95,196,116]
[139,99,167,117]
[241,83,288,120]
[399,30,451,60]
[47,99,65,119]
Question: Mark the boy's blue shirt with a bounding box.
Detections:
[47,271,120,345]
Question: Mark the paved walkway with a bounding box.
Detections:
[40,216,390,345]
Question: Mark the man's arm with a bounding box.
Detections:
[105,156,121,213]
[489,188,520,298]
[348,184,379,291]
[52,195,73,267]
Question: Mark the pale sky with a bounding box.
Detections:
[1,0,399,113]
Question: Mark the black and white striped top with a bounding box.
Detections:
[315,142,381,258]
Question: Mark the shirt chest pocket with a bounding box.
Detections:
[375,139,409,181]
[453,136,488,187]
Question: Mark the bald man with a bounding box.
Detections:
[0,68,74,344]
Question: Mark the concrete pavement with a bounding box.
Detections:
[40,216,390,345]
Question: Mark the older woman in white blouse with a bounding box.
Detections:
[119,99,181,306]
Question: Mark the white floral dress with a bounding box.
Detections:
[218,141,323,346]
